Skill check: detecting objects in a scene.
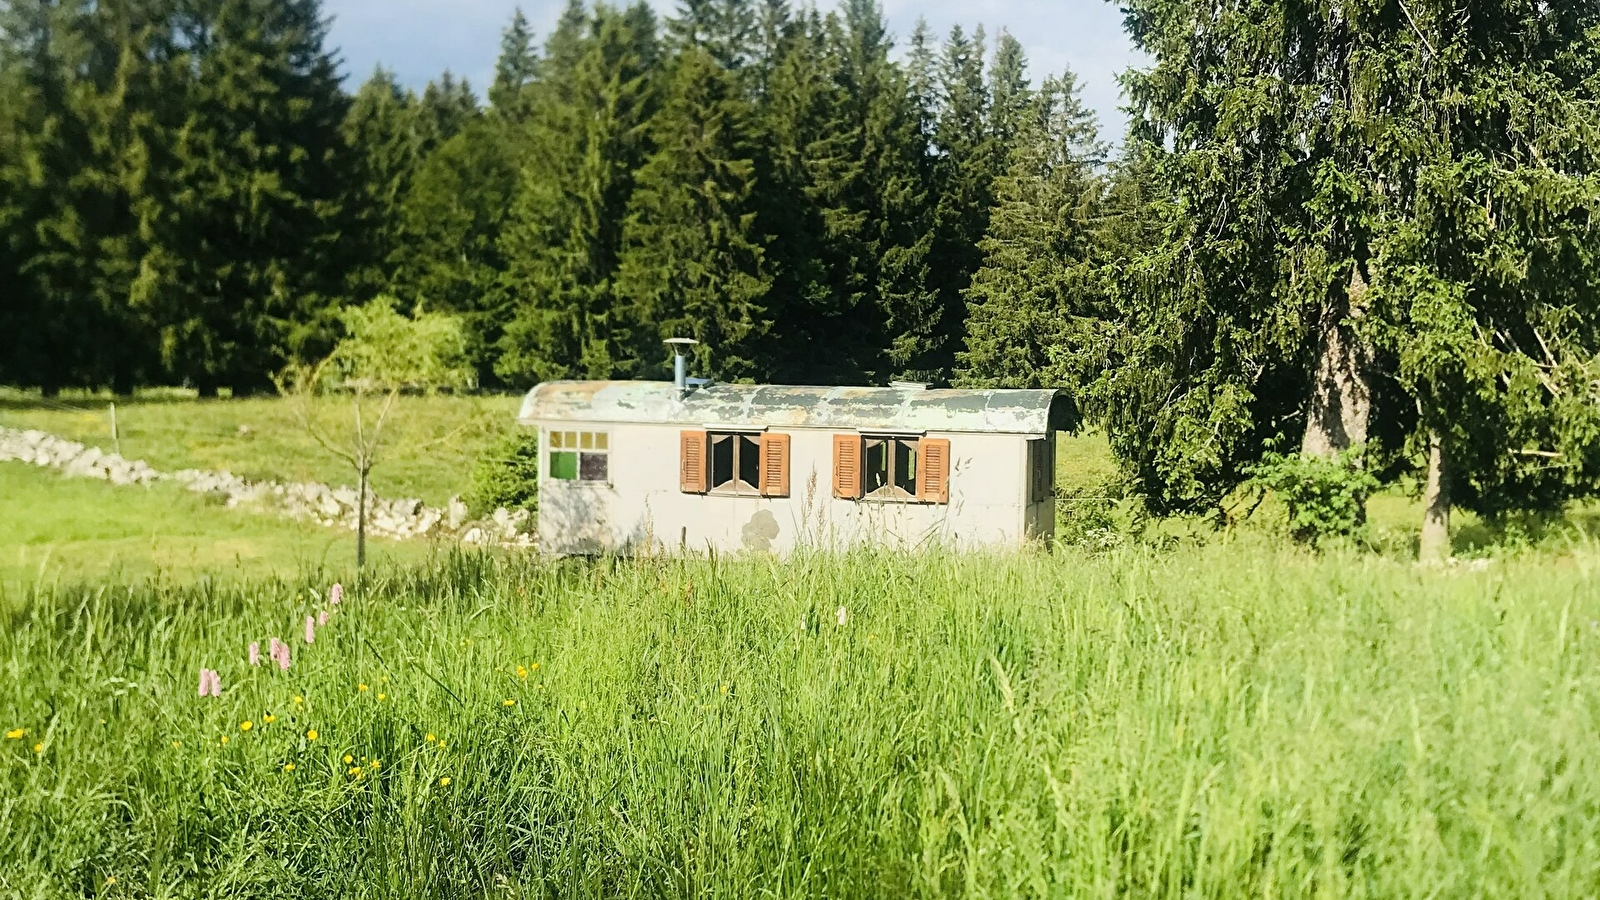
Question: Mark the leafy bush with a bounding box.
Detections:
[1248,448,1378,545]
[464,428,540,518]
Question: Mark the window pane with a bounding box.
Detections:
[549,431,564,449]
[894,439,918,494]
[711,435,735,488]
[864,439,890,494]
[564,431,578,449]
[594,432,608,450]
[549,451,578,480]
[579,452,608,482]
[580,432,594,450]
[738,435,761,489]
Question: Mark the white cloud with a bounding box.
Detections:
[324,0,1142,139]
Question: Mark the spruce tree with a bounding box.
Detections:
[129,0,348,394]
[489,8,540,122]
[496,1,662,384]
[340,68,418,303]
[958,73,1104,389]
[617,46,772,381]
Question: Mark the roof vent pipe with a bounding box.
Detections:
[664,338,699,398]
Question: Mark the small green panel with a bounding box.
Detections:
[549,451,578,480]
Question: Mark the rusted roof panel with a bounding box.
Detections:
[518,381,1077,436]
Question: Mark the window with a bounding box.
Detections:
[1027,437,1055,503]
[681,431,789,497]
[864,436,919,499]
[710,432,762,493]
[548,430,609,483]
[833,434,950,504]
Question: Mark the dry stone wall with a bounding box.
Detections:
[0,426,532,547]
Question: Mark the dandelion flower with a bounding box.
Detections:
[306,729,319,741]
[220,736,229,745]
[248,642,261,666]
[329,582,343,606]
[4,729,23,740]
[358,683,369,693]
[293,695,304,705]
[720,682,730,695]
[283,763,296,772]
[343,754,354,764]
[502,699,516,707]
[240,721,253,732]
[172,740,182,749]
[105,877,116,886]
[370,759,380,769]
[531,662,540,671]
[377,693,386,702]
[262,714,276,724]
[347,766,360,776]
[438,777,451,787]
[516,666,528,679]
[304,616,316,644]
[33,743,43,754]
[436,741,447,751]
[426,733,436,743]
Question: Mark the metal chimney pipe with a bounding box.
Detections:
[663,338,699,398]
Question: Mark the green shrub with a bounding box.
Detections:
[463,428,539,518]
[1249,447,1379,544]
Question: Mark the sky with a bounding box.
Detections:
[323,0,1145,141]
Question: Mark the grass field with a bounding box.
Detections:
[5,545,1600,896]
[0,464,426,590]
[0,390,521,507]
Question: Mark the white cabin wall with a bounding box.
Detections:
[536,421,1034,556]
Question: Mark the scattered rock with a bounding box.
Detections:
[0,425,534,548]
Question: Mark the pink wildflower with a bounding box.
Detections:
[270,637,291,671]
[304,615,315,645]
[318,610,329,627]
[248,642,261,666]
[329,583,343,606]
[198,668,221,697]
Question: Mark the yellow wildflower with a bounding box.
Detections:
[172,740,182,749]
[282,763,296,772]
[105,877,116,886]
[438,777,452,787]
[721,682,729,695]
[426,733,436,743]
[370,759,381,769]
[516,666,528,679]
[33,742,43,754]
[377,693,386,701]
[262,714,276,724]
[293,695,304,705]
[4,728,24,740]
[348,766,360,776]
[343,754,354,764]
[240,721,253,732]
[358,683,369,692]
[220,736,229,745]
[306,729,319,741]
[502,699,516,707]
[436,741,447,751]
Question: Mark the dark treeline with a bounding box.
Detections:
[0,0,1106,395]
[7,0,1600,546]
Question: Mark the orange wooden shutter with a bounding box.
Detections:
[918,437,951,504]
[832,434,862,499]
[680,430,708,493]
[759,433,791,497]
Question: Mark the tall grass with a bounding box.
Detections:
[4,543,1600,897]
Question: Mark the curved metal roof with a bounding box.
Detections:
[518,381,1077,436]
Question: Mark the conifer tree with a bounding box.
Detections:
[496,1,662,384]
[340,69,418,303]
[958,73,1104,389]
[489,8,540,122]
[617,46,772,381]
[129,0,348,395]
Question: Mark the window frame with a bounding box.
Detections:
[707,431,763,495]
[861,434,921,501]
[546,428,612,485]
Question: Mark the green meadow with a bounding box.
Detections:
[5,546,1600,896]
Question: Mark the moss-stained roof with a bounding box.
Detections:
[518,381,1077,436]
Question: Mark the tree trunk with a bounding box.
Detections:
[196,379,219,399]
[357,468,368,569]
[1301,265,1373,458]
[1419,430,1452,564]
